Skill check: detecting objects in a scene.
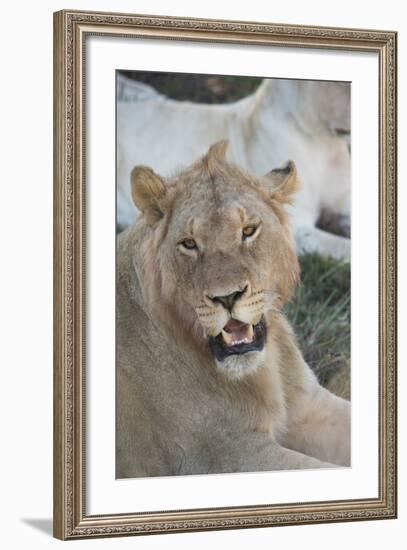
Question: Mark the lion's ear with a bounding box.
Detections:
[206,139,229,160]
[131,166,167,224]
[264,161,300,204]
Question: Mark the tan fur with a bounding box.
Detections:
[116,142,350,478]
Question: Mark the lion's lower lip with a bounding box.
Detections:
[208,318,267,362]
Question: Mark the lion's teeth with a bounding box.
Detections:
[221,330,233,346]
[221,324,254,347]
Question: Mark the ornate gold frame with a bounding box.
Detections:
[53,9,397,540]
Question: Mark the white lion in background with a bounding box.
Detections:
[117,74,351,260]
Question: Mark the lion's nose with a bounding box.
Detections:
[210,285,248,311]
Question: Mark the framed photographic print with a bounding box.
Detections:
[53,9,397,540]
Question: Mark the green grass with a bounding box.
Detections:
[119,71,262,103]
[284,254,350,387]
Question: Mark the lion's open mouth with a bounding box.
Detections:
[208,318,267,362]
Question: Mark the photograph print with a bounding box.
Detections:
[115,71,351,479]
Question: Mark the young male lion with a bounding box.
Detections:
[116,140,350,478]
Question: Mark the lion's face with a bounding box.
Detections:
[132,141,299,379]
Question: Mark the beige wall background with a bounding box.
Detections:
[0,0,404,548]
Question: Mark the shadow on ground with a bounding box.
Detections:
[21,518,53,537]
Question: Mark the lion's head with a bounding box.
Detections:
[131,141,300,379]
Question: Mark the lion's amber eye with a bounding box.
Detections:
[181,238,197,250]
[242,225,257,240]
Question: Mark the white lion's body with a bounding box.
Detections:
[117,75,351,259]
